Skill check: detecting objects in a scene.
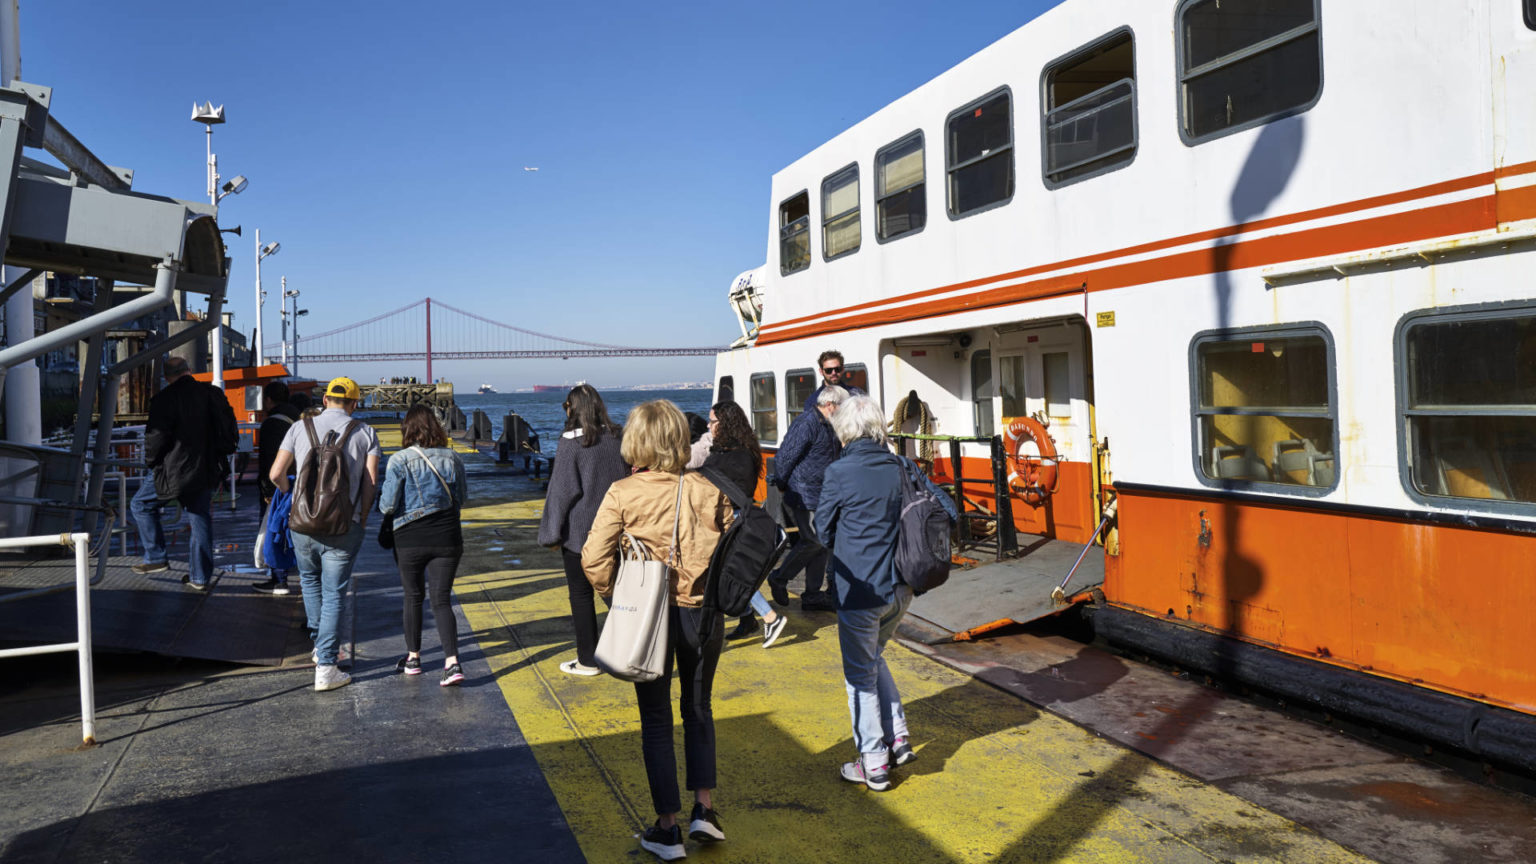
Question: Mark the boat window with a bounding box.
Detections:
[971,349,994,437]
[1042,28,1136,187]
[822,164,860,261]
[946,88,1014,217]
[717,375,734,404]
[1528,0,1535,30]
[1176,0,1322,144]
[1191,326,1336,491]
[784,368,817,427]
[999,355,1029,418]
[843,363,869,396]
[876,131,925,242]
[779,191,810,276]
[1044,351,1071,420]
[1399,308,1536,507]
[750,372,778,443]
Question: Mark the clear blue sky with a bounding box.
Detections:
[25,1,1059,388]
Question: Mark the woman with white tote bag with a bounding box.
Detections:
[581,400,733,862]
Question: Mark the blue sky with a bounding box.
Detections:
[25,1,1058,388]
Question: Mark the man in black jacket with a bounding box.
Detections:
[128,356,239,589]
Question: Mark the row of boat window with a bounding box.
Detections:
[781,0,1326,275]
[722,306,1536,511]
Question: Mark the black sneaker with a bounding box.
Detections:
[687,801,724,843]
[396,655,422,676]
[728,616,759,639]
[440,663,465,687]
[768,576,789,607]
[131,561,169,575]
[251,578,290,596]
[180,574,210,592]
[639,820,686,861]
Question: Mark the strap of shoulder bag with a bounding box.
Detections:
[409,445,455,500]
[698,465,749,510]
[667,473,685,567]
[302,416,320,449]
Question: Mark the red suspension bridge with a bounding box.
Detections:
[264,297,723,379]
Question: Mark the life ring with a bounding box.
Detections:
[1004,416,1058,506]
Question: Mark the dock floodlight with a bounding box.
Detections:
[260,241,280,260]
[221,175,247,195]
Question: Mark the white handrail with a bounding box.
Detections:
[0,532,95,745]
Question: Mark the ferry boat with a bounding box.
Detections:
[711,0,1536,772]
[478,383,498,394]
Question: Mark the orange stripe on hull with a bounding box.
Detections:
[1105,486,1536,716]
[759,195,1498,345]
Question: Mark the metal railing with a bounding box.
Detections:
[889,432,1019,561]
[0,532,96,745]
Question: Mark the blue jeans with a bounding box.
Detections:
[293,522,364,665]
[837,585,913,765]
[130,477,214,586]
[748,591,771,618]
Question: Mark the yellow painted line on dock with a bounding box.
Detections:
[453,489,1373,863]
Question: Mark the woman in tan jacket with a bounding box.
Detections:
[581,400,733,862]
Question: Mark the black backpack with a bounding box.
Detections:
[894,454,954,595]
[289,418,363,537]
[697,466,789,638]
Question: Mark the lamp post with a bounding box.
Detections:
[254,230,279,370]
[292,308,309,376]
[191,102,246,391]
[281,284,299,368]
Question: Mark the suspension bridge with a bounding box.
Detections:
[264,297,723,379]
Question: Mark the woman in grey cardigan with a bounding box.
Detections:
[538,384,627,676]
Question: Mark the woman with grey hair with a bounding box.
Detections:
[814,395,955,791]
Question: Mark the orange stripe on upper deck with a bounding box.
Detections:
[758,194,1499,345]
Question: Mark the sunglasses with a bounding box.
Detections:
[822,366,843,375]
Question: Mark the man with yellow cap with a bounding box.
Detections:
[268,376,382,691]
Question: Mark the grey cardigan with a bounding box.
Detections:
[537,429,627,554]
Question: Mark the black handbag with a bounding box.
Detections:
[378,512,395,550]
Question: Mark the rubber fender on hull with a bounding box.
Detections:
[1089,605,1536,775]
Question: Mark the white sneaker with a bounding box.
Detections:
[314,664,352,691]
[560,659,601,677]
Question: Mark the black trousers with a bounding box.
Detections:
[773,505,828,595]
[396,544,462,657]
[561,549,602,667]
[634,605,724,815]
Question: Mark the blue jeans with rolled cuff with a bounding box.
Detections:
[836,584,913,767]
[294,521,364,665]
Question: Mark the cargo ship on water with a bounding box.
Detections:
[532,381,584,394]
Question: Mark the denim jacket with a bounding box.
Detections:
[379,446,467,530]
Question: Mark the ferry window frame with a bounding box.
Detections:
[843,362,869,396]
[750,372,779,444]
[1174,0,1324,146]
[717,375,734,405]
[1187,322,1339,497]
[875,130,926,244]
[1040,27,1138,190]
[1527,0,1535,30]
[1394,302,1536,514]
[945,86,1016,220]
[779,190,811,277]
[821,163,861,262]
[784,367,818,427]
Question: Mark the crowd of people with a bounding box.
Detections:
[128,349,953,862]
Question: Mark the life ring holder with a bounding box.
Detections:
[1004,416,1059,506]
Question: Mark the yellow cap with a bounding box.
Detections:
[325,376,362,401]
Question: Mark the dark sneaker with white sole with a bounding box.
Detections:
[688,801,725,843]
[131,561,169,575]
[250,578,290,595]
[891,736,916,766]
[440,663,465,686]
[761,615,788,648]
[180,574,211,591]
[396,655,422,676]
[840,758,891,791]
[639,820,686,861]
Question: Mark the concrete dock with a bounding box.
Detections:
[2,427,1533,863]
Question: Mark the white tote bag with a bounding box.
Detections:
[594,477,684,683]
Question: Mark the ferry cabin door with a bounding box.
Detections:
[988,323,1097,544]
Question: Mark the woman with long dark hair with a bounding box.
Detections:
[539,384,627,676]
[379,405,469,685]
[702,401,789,648]
[581,400,734,860]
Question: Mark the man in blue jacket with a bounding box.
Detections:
[816,395,956,791]
[767,384,847,611]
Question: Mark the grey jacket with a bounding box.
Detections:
[538,429,627,554]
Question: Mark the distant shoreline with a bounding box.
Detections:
[466,382,711,394]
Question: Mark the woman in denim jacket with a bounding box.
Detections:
[380,405,470,685]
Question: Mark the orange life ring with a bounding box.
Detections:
[1004,417,1059,506]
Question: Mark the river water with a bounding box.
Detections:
[449,389,714,448]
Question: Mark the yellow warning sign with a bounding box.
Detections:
[1096,311,1116,328]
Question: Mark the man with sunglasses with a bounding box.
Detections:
[802,350,865,417]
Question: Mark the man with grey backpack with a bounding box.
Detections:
[268,376,382,692]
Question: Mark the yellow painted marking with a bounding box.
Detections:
[452,480,1372,863]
